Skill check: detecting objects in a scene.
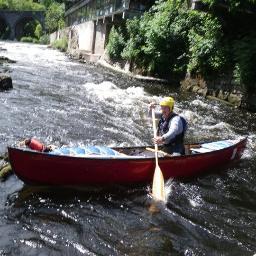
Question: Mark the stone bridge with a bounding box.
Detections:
[0,10,45,40]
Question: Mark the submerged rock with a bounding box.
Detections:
[0,73,13,90]
[0,163,12,181]
[228,92,242,107]
[0,152,12,181]
[0,56,16,64]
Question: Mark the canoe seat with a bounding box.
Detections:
[190,140,237,154]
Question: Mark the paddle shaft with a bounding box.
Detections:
[151,108,159,165]
[151,108,165,201]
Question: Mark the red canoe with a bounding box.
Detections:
[8,138,247,186]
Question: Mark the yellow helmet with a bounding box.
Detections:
[160,97,175,110]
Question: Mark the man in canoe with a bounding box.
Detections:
[149,96,187,155]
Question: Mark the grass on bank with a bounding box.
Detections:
[20,34,50,45]
[51,37,68,52]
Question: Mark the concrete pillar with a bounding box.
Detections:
[91,21,96,54]
[94,20,107,55]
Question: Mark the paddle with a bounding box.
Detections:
[151,108,165,201]
[145,147,172,157]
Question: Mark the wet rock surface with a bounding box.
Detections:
[181,77,244,108]
[0,73,13,90]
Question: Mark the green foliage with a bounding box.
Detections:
[39,34,50,44]
[20,36,39,44]
[140,2,188,76]
[106,0,256,85]
[0,0,9,9]
[121,16,149,70]
[121,18,141,61]
[106,26,125,60]
[45,2,65,33]
[0,0,45,10]
[120,1,190,77]
[20,36,34,43]
[39,0,54,8]
[34,23,43,39]
[51,36,68,52]
[187,12,226,76]
[201,0,256,12]
[23,20,39,38]
[233,33,256,90]
[0,24,10,39]
[107,0,226,78]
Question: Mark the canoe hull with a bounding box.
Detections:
[8,138,247,185]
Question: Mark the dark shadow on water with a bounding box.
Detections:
[6,182,150,208]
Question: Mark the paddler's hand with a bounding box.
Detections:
[153,136,164,144]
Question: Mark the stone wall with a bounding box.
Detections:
[180,76,256,111]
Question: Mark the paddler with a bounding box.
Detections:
[148,96,187,155]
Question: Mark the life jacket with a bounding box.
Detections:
[26,138,45,152]
[157,113,187,153]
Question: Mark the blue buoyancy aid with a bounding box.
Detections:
[157,113,187,154]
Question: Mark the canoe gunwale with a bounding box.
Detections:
[7,137,247,162]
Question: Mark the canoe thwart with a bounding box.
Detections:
[145,147,172,157]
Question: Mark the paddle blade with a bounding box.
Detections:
[152,165,165,201]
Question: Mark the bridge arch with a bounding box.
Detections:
[0,16,11,39]
[15,16,42,40]
[0,11,45,40]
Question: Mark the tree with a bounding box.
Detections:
[45,2,65,33]
[0,0,45,10]
[0,0,9,9]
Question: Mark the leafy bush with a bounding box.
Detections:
[0,0,8,9]
[106,0,256,87]
[187,12,226,76]
[0,0,45,10]
[201,0,256,11]
[39,34,50,45]
[140,2,188,77]
[45,2,65,33]
[233,33,256,90]
[106,26,125,60]
[51,37,68,52]
[121,16,148,71]
[112,1,192,77]
[32,38,39,44]
[23,20,39,38]
[20,36,34,43]
[34,24,43,40]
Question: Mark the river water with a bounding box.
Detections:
[0,41,255,255]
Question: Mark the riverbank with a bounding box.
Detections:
[61,45,168,84]
[64,46,256,112]
[97,58,168,84]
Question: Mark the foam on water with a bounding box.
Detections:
[79,81,164,146]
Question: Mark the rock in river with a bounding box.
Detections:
[0,73,13,90]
